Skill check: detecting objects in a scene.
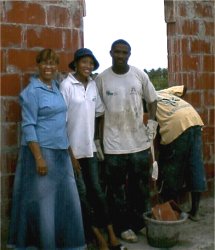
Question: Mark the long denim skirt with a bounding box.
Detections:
[7,146,85,250]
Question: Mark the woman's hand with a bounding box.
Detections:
[27,142,48,176]
[36,157,48,176]
[68,146,81,175]
[71,156,81,175]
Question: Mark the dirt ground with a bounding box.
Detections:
[3,196,214,250]
[119,196,215,250]
[87,196,214,250]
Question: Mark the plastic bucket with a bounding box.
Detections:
[143,211,188,248]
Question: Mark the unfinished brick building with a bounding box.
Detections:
[164,0,214,191]
[0,0,214,249]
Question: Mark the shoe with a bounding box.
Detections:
[121,229,138,243]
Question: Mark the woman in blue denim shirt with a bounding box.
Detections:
[7,49,85,250]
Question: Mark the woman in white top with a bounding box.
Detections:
[60,48,126,250]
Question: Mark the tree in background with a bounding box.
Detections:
[144,68,168,90]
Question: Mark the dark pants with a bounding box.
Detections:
[75,154,111,240]
[105,149,151,235]
[158,126,207,201]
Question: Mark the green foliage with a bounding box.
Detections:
[144,68,168,90]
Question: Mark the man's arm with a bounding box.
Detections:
[146,100,158,140]
[147,100,157,120]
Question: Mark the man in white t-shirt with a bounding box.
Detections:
[95,39,158,242]
[156,85,207,221]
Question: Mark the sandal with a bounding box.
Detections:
[121,229,138,243]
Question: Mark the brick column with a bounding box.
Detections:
[164,0,214,193]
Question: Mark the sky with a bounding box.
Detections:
[83,0,168,73]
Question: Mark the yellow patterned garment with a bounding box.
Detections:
[156,85,204,145]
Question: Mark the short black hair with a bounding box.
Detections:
[111,39,131,52]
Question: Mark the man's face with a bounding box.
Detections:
[110,44,131,67]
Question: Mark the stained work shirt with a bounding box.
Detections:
[96,66,157,154]
[20,77,69,149]
[156,85,204,145]
[60,73,104,159]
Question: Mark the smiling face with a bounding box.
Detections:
[36,49,59,84]
[38,60,58,83]
[74,56,95,82]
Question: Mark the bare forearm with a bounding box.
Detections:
[68,146,81,174]
[147,100,157,120]
[28,141,47,175]
[95,115,104,140]
[28,141,43,161]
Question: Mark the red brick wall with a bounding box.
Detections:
[164,0,214,193]
[1,0,214,248]
[0,0,85,248]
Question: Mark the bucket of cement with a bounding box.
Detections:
[143,211,188,248]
